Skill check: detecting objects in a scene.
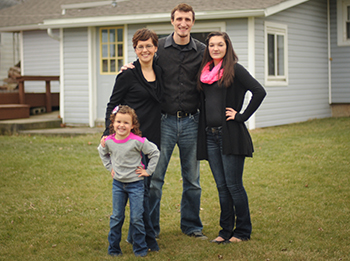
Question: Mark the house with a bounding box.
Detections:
[0,0,349,128]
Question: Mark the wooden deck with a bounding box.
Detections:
[0,75,59,120]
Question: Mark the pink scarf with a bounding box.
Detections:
[200,60,224,84]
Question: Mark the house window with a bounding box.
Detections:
[100,27,124,74]
[337,0,350,46]
[265,22,288,86]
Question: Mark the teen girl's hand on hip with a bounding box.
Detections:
[111,169,115,178]
[226,107,237,121]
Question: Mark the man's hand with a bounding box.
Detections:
[120,62,134,72]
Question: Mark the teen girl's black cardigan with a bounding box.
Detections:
[197,63,266,160]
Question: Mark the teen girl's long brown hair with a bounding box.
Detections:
[197,31,238,90]
[109,105,142,137]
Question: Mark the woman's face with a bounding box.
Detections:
[135,38,157,64]
[208,36,227,65]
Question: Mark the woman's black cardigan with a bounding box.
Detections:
[197,63,266,159]
[103,59,163,148]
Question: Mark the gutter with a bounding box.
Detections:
[0,24,40,32]
[39,10,265,29]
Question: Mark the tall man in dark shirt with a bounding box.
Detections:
[149,3,207,239]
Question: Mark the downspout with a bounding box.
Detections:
[47,28,64,122]
[19,31,24,75]
[88,27,96,127]
[59,28,65,123]
[327,0,332,105]
[248,17,256,130]
[47,28,60,41]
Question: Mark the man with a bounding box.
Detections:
[148,3,207,239]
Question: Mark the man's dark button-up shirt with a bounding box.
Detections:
[156,33,205,115]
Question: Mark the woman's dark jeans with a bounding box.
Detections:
[206,127,252,240]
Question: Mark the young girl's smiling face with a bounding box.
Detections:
[113,113,134,139]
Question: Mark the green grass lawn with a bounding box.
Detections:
[0,117,349,260]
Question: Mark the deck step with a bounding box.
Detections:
[0,111,62,135]
[0,104,30,120]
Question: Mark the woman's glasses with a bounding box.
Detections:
[135,44,154,51]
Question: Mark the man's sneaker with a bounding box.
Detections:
[188,231,208,240]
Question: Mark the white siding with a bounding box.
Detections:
[254,0,331,128]
[330,0,350,103]
[63,28,90,125]
[22,30,60,92]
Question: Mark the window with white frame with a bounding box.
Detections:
[337,0,350,46]
[265,22,288,86]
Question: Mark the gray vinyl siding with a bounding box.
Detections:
[330,0,350,103]
[254,0,331,128]
[22,30,60,93]
[63,28,89,125]
[226,18,249,66]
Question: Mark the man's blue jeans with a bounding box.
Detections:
[206,128,252,240]
[108,179,148,257]
[149,112,203,236]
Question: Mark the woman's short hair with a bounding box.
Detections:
[132,28,158,49]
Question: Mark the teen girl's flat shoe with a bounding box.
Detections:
[229,236,243,243]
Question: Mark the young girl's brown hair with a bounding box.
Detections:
[109,105,142,137]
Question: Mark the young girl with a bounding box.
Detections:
[98,105,160,257]
[197,32,266,243]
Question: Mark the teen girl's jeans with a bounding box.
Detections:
[149,112,203,236]
[206,127,252,240]
[108,179,148,257]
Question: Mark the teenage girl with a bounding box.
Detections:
[197,32,266,243]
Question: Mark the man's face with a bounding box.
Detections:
[171,10,194,39]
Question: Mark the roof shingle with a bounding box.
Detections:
[0,0,292,29]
